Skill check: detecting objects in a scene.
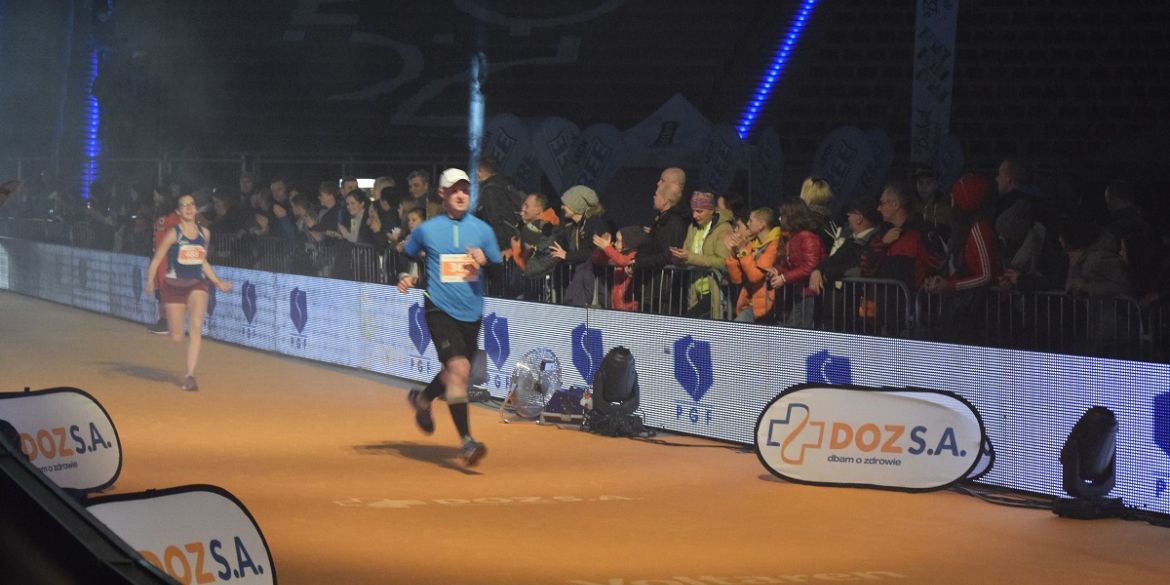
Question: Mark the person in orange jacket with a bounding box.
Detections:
[726,206,782,322]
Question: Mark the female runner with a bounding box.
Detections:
[145,194,233,390]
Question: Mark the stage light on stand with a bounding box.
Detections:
[583,346,647,437]
[591,346,638,417]
[1052,406,1124,519]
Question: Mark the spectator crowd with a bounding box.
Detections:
[2,154,1168,361]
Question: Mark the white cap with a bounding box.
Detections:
[438,168,470,189]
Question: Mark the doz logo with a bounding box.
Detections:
[673,335,714,402]
[806,350,851,385]
[571,323,603,383]
[408,302,431,354]
[755,384,986,491]
[483,312,510,369]
[289,287,308,333]
[138,536,266,584]
[132,266,143,301]
[241,281,257,324]
[19,423,113,463]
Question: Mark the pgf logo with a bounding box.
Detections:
[240,281,258,339]
[289,287,308,350]
[483,312,510,390]
[807,350,851,385]
[571,323,603,383]
[1154,391,1170,498]
[132,266,143,301]
[672,335,714,425]
[756,385,986,491]
[242,282,257,323]
[407,302,435,375]
[78,258,89,290]
[138,536,267,584]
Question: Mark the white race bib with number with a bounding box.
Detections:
[440,253,479,283]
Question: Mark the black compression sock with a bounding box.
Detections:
[449,399,470,438]
[421,373,444,401]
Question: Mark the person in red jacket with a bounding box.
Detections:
[876,181,943,291]
[923,173,1004,343]
[768,201,826,327]
[592,226,646,311]
[147,195,182,333]
[924,173,1003,294]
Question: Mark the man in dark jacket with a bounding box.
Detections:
[633,167,691,312]
[475,156,525,251]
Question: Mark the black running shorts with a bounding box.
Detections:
[424,299,482,364]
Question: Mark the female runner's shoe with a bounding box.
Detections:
[407,389,434,434]
[181,376,198,391]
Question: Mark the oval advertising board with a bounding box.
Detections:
[755,384,989,491]
[88,484,277,585]
[0,387,123,492]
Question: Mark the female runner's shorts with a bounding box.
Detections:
[160,277,210,304]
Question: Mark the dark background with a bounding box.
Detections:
[1,0,1168,217]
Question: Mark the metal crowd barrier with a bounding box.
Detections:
[915,287,1163,360]
[2,220,1166,364]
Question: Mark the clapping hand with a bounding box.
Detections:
[549,241,567,260]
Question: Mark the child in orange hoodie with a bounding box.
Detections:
[726,206,782,322]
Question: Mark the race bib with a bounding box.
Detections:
[177,244,206,265]
[440,253,479,283]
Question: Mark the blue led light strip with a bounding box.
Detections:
[81,46,101,200]
[736,0,818,140]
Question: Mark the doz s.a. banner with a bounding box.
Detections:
[88,485,277,585]
[755,384,987,491]
[0,387,123,492]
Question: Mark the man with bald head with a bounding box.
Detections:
[633,167,692,312]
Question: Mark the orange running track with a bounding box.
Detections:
[3,291,1169,585]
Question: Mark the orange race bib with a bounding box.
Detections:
[440,253,479,283]
[177,244,207,265]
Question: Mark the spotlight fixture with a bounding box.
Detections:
[1052,406,1124,519]
[590,346,639,417]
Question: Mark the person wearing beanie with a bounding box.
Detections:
[913,164,953,237]
[671,190,732,319]
[809,196,886,297]
[398,168,502,467]
[551,185,607,307]
[924,173,1002,294]
[560,185,598,216]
